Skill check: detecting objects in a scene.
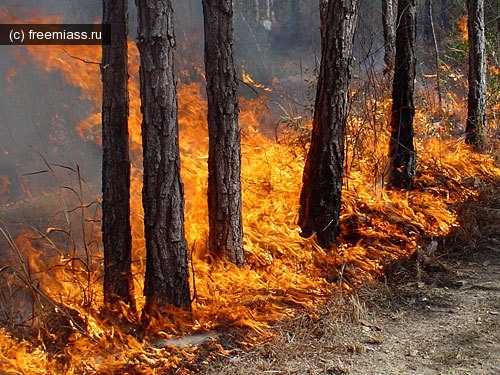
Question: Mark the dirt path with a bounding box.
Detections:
[349,246,500,375]
[202,247,500,375]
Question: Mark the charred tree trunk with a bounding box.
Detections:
[101,0,135,312]
[382,0,396,74]
[466,0,487,149]
[203,0,244,266]
[298,0,359,249]
[384,0,417,190]
[136,0,191,315]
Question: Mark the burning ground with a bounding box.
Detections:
[202,180,500,375]
[1,5,500,375]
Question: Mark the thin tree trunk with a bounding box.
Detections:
[319,0,328,41]
[384,0,417,190]
[382,0,396,74]
[423,0,433,41]
[429,0,443,113]
[465,0,487,149]
[203,0,244,266]
[290,0,300,37]
[136,0,191,315]
[101,0,135,312]
[441,0,449,29]
[298,0,359,248]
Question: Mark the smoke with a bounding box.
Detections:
[0,0,324,209]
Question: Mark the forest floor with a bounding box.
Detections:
[202,182,500,375]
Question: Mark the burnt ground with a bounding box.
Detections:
[201,184,500,375]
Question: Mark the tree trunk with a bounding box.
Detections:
[384,0,417,190]
[382,0,396,74]
[465,0,487,149]
[298,0,359,249]
[423,0,433,42]
[319,0,329,41]
[203,0,244,267]
[290,0,300,37]
[441,0,449,29]
[136,0,191,315]
[101,0,135,312]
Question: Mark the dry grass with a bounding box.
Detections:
[200,293,371,375]
[201,178,500,375]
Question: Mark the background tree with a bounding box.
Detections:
[383,0,417,190]
[203,0,244,266]
[298,0,359,248]
[101,0,135,312]
[136,0,191,315]
[290,0,300,38]
[465,0,487,149]
[382,0,396,74]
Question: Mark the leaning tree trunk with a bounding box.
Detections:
[203,0,244,266]
[298,0,359,249]
[384,0,417,190]
[101,0,135,312]
[136,0,191,315]
[465,0,487,149]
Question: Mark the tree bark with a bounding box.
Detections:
[136,0,191,314]
[203,0,244,266]
[423,0,433,42]
[382,0,396,74]
[298,0,359,249]
[319,0,329,41]
[101,0,135,312]
[465,0,487,149]
[384,0,417,190]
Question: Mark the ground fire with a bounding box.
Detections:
[1,3,500,375]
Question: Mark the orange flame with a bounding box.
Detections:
[457,14,468,41]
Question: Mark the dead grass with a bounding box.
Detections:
[201,293,371,375]
[202,178,500,375]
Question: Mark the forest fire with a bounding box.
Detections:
[1,5,500,375]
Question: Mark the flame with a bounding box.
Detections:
[242,68,273,92]
[2,6,500,374]
[457,14,468,41]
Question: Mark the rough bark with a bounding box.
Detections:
[101,0,135,311]
[319,0,329,41]
[384,0,417,190]
[382,0,396,74]
[203,0,244,266]
[298,0,359,249]
[465,0,487,149]
[136,0,191,314]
